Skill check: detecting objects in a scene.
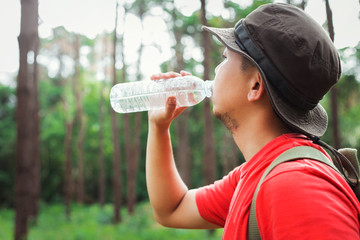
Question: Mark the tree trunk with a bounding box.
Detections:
[176,110,191,186]
[62,40,76,219]
[125,113,142,214]
[14,0,39,239]
[300,0,307,10]
[98,35,108,208]
[325,0,341,148]
[112,0,122,223]
[98,95,105,207]
[29,36,40,223]
[73,35,86,204]
[64,119,74,220]
[112,108,121,223]
[123,114,132,212]
[173,10,191,187]
[124,0,145,215]
[76,115,86,203]
[201,0,216,185]
[222,131,239,175]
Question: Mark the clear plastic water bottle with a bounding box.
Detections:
[110,76,213,113]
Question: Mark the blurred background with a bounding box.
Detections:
[0,0,359,239]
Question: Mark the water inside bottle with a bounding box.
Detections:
[111,89,207,113]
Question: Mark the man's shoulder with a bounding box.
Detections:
[263,158,344,188]
[256,159,360,239]
[258,158,360,210]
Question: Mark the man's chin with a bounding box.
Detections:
[213,109,220,120]
[213,111,239,133]
[213,110,224,123]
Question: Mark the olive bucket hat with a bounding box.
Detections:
[202,3,341,137]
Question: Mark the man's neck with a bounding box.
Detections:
[232,111,291,161]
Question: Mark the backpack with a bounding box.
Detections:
[248,146,360,240]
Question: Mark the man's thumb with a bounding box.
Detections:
[165,96,177,117]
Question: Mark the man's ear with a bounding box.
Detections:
[247,72,265,102]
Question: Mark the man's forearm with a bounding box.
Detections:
[146,123,188,222]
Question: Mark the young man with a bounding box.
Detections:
[146,3,360,239]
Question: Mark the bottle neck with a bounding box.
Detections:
[204,80,214,98]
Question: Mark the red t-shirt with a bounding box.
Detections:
[196,133,360,239]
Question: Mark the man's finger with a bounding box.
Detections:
[165,96,177,118]
[180,70,191,76]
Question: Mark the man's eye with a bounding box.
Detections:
[222,54,227,59]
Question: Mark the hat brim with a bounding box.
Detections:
[202,26,328,137]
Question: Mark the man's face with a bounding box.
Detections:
[212,48,257,132]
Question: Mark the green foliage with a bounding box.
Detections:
[224,0,272,20]
[320,71,360,150]
[0,84,16,207]
[0,208,13,240]
[39,78,66,202]
[0,203,223,240]
[337,74,360,148]
[1,0,360,216]
[2,2,359,240]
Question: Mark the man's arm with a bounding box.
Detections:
[146,72,218,229]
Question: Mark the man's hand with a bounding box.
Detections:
[148,71,191,129]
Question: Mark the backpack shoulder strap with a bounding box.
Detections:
[248,146,338,240]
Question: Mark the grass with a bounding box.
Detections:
[0,202,223,240]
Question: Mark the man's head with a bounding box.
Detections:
[212,48,261,132]
[203,3,341,137]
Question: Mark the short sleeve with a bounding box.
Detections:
[196,166,241,226]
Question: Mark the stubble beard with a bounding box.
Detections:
[214,111,239,134]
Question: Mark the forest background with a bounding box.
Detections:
[1,0,360,240]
